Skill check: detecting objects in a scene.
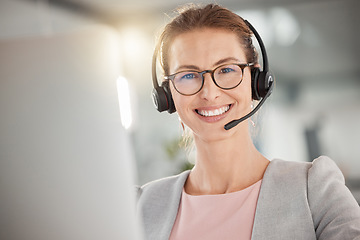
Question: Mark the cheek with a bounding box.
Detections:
[170,85,195,124]
[232,73,252,101]
[230,73,253,113]
[170,84,186,114]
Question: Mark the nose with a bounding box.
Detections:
[199,72,220,100]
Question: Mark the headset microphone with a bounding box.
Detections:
[224,80,273,130]
[223,20,275,131]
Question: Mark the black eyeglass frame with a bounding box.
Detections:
[164,63,255,96]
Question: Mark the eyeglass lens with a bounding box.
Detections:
[172,64,243,95]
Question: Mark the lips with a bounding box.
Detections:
[195,104,231,117]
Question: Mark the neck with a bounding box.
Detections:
[186,126,269,195]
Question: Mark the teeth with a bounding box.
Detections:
[198,105,230,117]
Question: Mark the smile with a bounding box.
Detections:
[196,105,231,117]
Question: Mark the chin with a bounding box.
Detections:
[192,125,230,143]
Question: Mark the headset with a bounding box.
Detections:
[151,19,274,130]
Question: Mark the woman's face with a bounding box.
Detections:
[168,28,253,142]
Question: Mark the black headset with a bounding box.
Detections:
[151,19,274,114]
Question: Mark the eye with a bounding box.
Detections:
[175,72,200,82]
[219,67,235,74]
[181,73,197,79]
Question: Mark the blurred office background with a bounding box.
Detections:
[1,0,359,202]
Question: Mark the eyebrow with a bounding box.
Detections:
[213,57,241,66]
[174,57,242,73]
[174,64,201,73]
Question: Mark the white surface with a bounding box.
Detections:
[0,26,142,240]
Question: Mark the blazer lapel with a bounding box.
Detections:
[160,170,190,239]
[251,159,315,240]
[251,160,279,240]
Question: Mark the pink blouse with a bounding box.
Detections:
[169,180,262,240]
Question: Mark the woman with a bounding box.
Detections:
[137,4,360,240]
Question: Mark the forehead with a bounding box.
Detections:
[168,28,246,71]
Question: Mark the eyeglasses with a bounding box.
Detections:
[164,63,254,96]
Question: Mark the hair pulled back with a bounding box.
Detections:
[156,3,259,76]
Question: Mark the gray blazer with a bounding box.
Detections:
[137,156,360,239]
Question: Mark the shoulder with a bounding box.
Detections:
[255,156,360,239]
[262,157,312,188]
[136,170,190,205]
[308,158,360,239]
[265,156,342,182]
[253,157,339,239]
[307,155,345,183]
[259,156,352,211]
[306,157,360,239]
[305,156,348,204]
[263,156,349,196]
[268,156,360,239]
[136,171,191,238]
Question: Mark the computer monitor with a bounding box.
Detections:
[0,26,143,240]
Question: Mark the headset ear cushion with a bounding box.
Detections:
[151,81,176,113]
[251,67,261,100]
[161,81,176,113]
[152,86,169,112]
[257,71,269,98]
